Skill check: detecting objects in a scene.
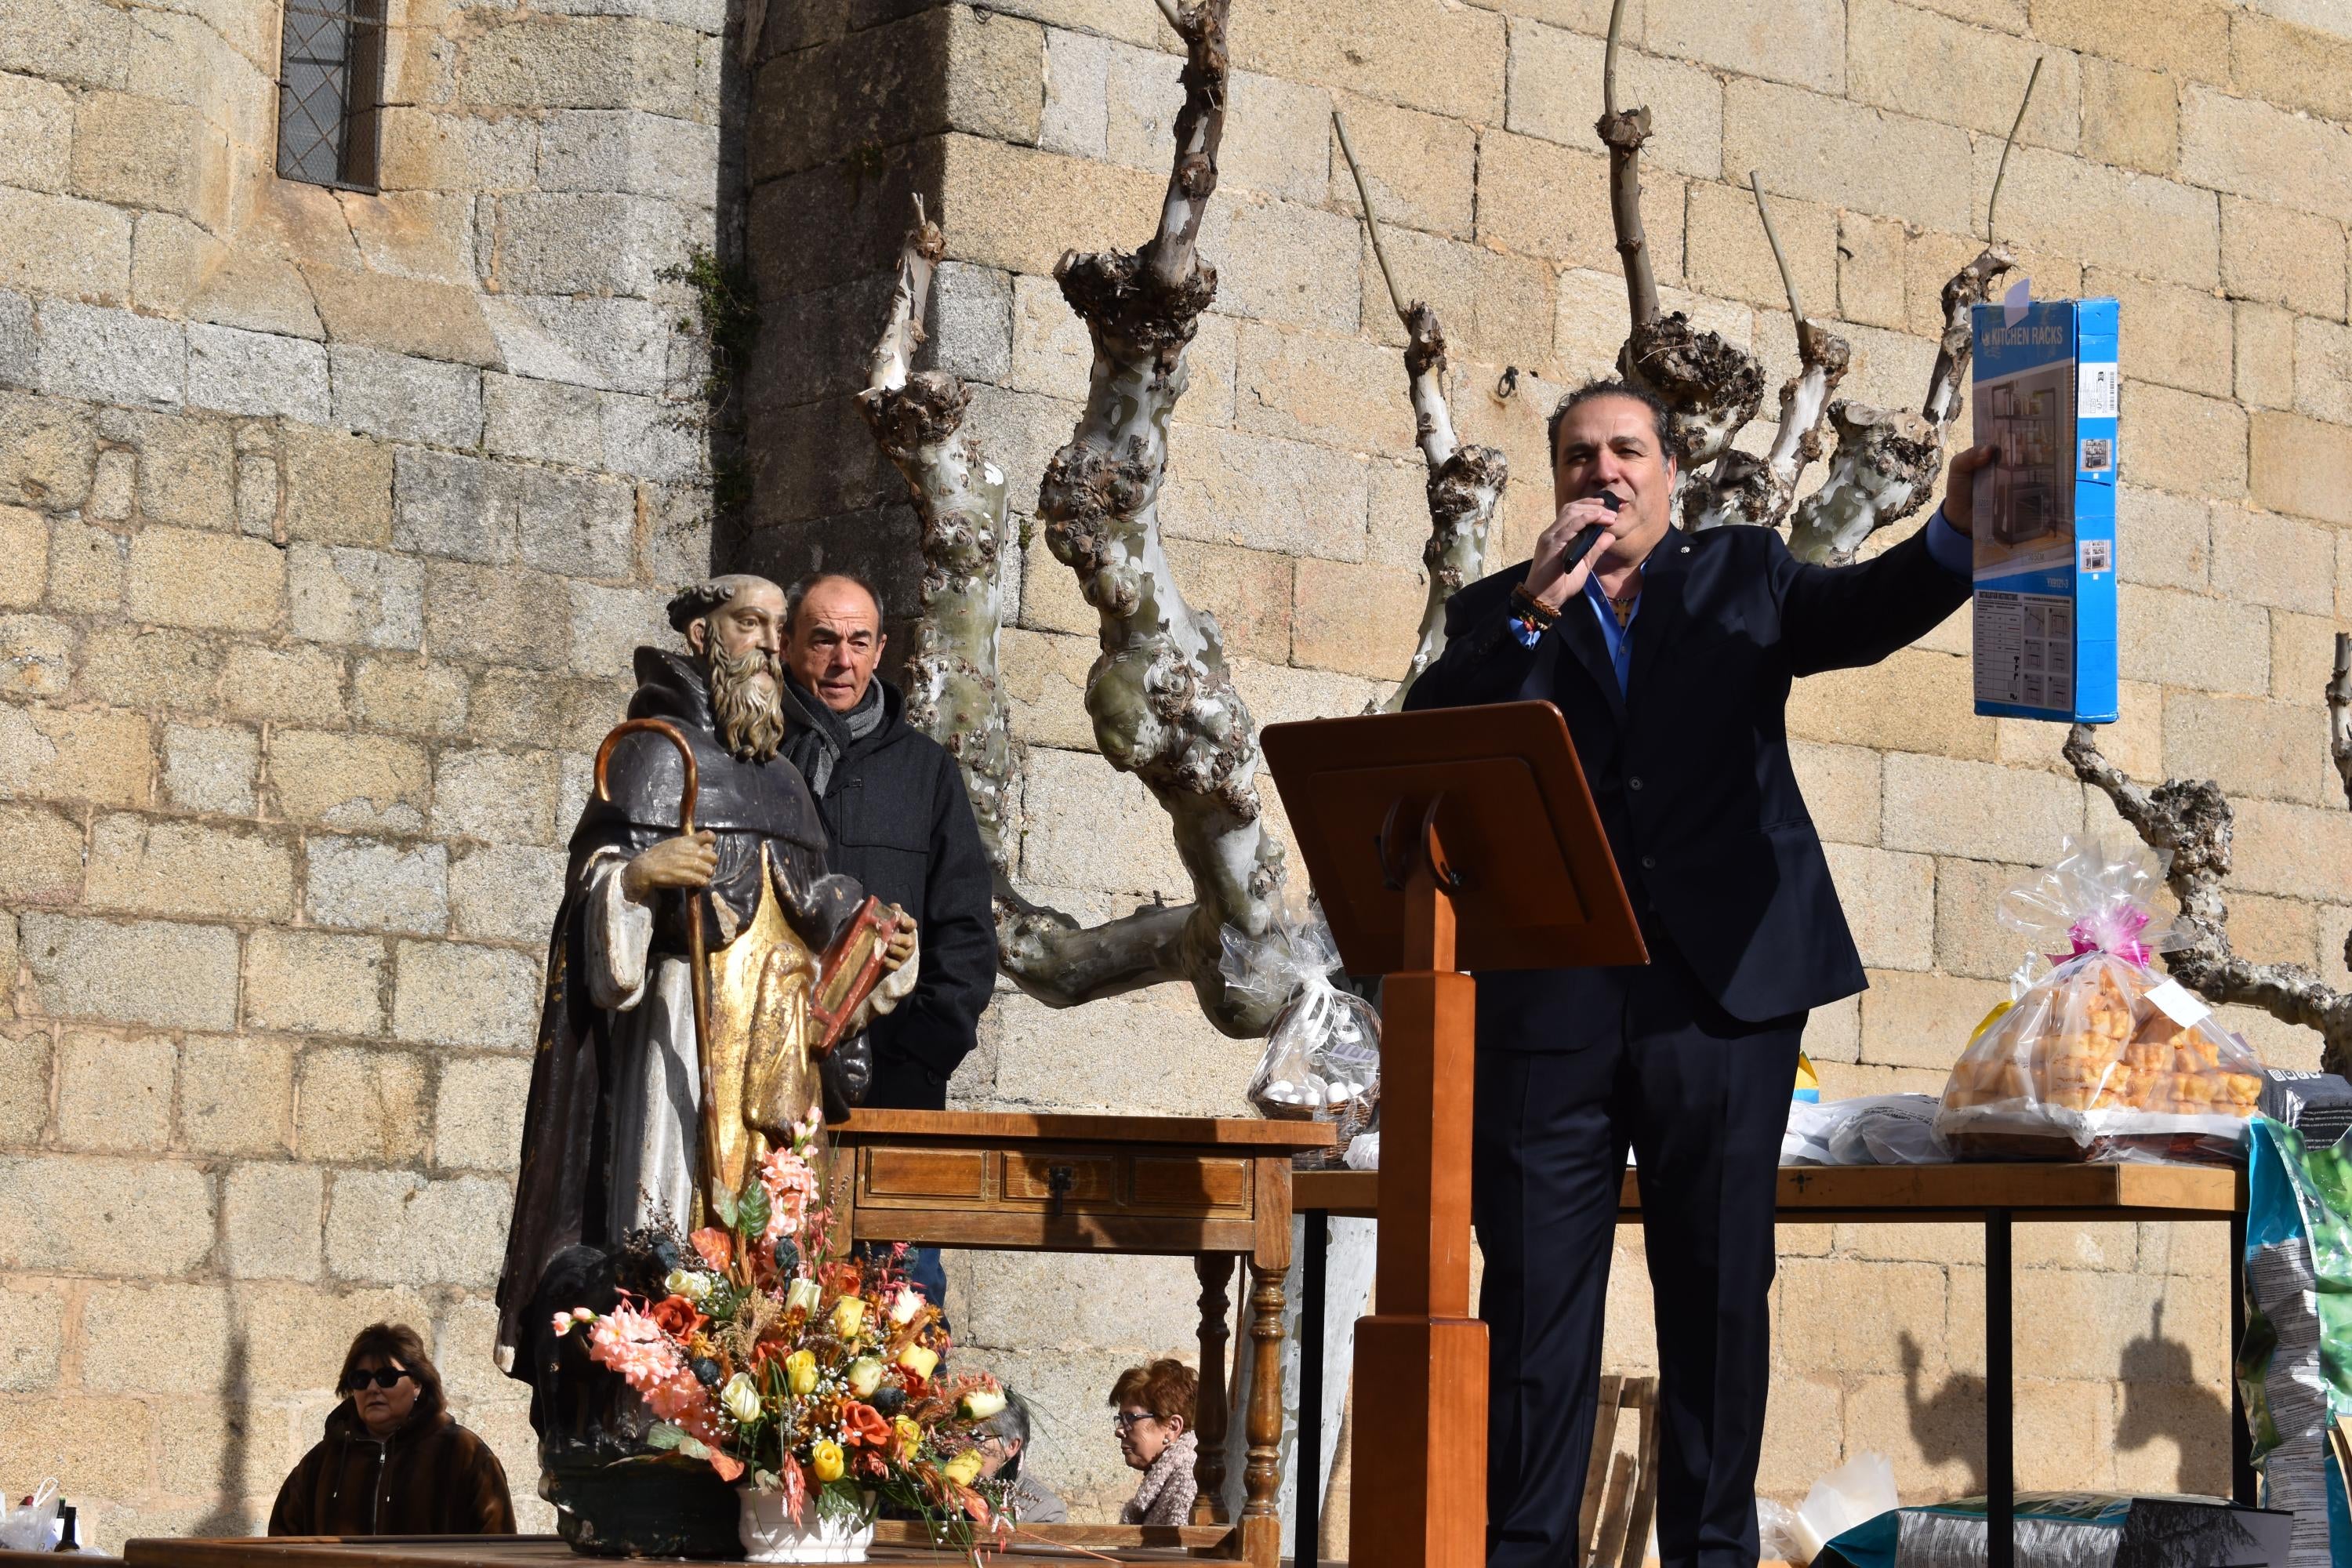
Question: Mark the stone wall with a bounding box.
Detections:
[741,0,2352,1541]
[0,0,732,1543]
[5,0,2352,1549]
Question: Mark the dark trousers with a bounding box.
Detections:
[1473,941,1802,1568]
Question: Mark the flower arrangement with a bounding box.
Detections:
[557,1121,1011,1547]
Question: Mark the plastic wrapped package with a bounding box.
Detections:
[2240,1116,2352,1568]
[1815,1491,2291,1568]
[1784,1096,1951,1167]
[1223,914,1381,1167]
[1935,837,2262,1163]
[0,1480,59,1552]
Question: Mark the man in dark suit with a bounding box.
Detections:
[1403,381,1993,1568]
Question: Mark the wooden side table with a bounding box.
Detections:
[825,1109,1335,1568]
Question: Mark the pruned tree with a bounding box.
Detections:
[2066,634,2352,1075]
[855,0,2046,1038]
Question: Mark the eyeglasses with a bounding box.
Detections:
[345,1367,411,1392]
[1112,1411,1158,1432]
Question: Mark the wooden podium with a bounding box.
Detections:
[1261,701,1646,1568]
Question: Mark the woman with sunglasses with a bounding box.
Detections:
[268,1322,516,1536]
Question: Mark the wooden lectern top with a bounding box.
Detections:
[1260,700,1646,978]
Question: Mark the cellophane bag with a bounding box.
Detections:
[1224,912,1381,1167]
[1936,837,2262,1163]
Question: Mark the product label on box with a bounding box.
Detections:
[1973,590,2074,711]
[2078,361,2119,419]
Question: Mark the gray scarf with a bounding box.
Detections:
[779,677,884,797]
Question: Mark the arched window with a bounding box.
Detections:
[275,0,386,191]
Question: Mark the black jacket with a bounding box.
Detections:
[1403,521,1971,1039]
[797,678,998,1107]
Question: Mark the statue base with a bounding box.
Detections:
[543,1446,744,1559]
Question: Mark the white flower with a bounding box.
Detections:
[960,1387,1007,1421]
[785,1278,822,1315]
[665,1269,712,1303]
[846,1357,884,1399]
[721,1371,763,1425]
[887,1286,924,1326]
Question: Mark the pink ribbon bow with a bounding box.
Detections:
[2051,906,2154,968]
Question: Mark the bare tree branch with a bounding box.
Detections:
[1986,56,2044,245]
[2065,724,2352,1074]
[1598,2,1762,477]
[1686,174,1851,533]
[857,199,1016,880]
[1033,0,1290,1035]
[1333,109,1508,711]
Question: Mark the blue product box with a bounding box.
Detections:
[1969,296,2120,724]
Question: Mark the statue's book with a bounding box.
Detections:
[811,896,894,1058]
[1968,295,2121,725]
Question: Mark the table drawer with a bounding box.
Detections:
[850,1143,1257,1221]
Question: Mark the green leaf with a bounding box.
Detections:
[644,1424,687,1452]
[710,1184,739,1229]
[736,1182,771,1243]
[676,1435,712,1463]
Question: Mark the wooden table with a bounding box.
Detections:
[824,1109,1334,1568]
[123,1537,1205,1568]
[1290,1162,2252,1568]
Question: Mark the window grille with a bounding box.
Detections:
[275,0,386,191]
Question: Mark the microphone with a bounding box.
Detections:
[1559,491,1622,574]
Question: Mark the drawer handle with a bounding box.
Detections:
[1047,1163,1075,1218]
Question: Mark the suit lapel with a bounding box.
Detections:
[1626,528,1695,699]
[1551,590,1627,723]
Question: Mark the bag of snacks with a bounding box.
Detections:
[1223,910,1381,1166]
[1936,836,2262,1163]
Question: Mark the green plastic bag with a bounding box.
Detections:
[2241,1116,2352,1566]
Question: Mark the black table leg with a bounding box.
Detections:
[1987,1207,2014,1568]
[1298,1210,1328,1568]
[2232,1207,2255,1506]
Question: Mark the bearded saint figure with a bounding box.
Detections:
[495,573,919,1373]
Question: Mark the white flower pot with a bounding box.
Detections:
[736,1488,877,1564]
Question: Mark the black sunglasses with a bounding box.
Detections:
[346,1367,410,1391]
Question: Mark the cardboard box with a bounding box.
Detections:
[1969,296,2120,724]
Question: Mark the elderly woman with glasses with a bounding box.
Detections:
[268,1321,516,1536]
[1109,1358,1199,1526]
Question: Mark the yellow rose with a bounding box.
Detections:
[830,1297,866,1338]
[785,1348,818,1397]
[784,1278,822,1316]
[845,1356,884,1399]
[896,1343,938,1381]
[891,1416,923,1462]
[960,1387,1006,1421]
[811,1439,846,1483]
[942,1449,983,1487]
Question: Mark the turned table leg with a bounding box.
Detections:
[1239,1257,1287,1568]
[1192,1253,1236,1526]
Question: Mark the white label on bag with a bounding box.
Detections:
[2144,978,2211,1029]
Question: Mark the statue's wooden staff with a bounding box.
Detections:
[593,717,724,1225]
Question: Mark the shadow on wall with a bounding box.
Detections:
[192,1321,252,1535]
[1895,1299,2232,1498]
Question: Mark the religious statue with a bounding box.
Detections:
[492,574,919,1551]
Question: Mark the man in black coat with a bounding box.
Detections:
[777,572,999,1304]
[1403,380,1993,1568]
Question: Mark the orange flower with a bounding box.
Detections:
[648,1295,706,1338]
[840,1401,893,1449]
[691,1228,734,1272]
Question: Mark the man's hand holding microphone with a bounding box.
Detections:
[1524,491,1627,612]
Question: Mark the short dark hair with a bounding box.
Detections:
[1545,379,1680,472]
[783,571,887,633]
[666,572,779,636]
[1109,1358,1197,1426]
[339,1321,444,1424]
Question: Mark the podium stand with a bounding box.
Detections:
[1260,701,1646,1568]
